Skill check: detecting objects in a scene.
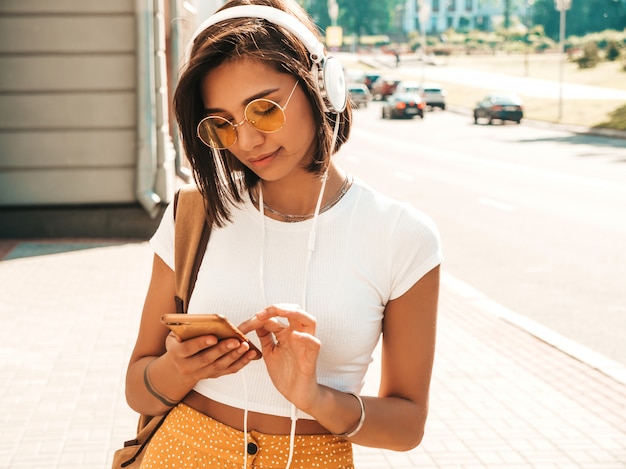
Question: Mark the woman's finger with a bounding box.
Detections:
[165,332,221,358]
[258,304,317,332]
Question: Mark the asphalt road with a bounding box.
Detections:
[335,102,626,368]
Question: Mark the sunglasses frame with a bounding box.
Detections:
[197,81,299,150]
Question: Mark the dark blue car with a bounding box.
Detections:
[381,93,426,119]
[473,94,524,125]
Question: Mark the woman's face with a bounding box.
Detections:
[200,58,317,182]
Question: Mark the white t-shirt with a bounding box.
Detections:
[150,177,442,419]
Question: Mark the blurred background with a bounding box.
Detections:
[0,0,623,238]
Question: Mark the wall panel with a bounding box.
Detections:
[0,168,136,205]
[0,2,143,210]
[0,55,135,92]
[0,93,135,129]
[0,1,132,14]
[0,130,135,169]
[0,16,135,54]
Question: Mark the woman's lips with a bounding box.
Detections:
[248,149,278,168]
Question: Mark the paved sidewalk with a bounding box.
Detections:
[1,240,625,468]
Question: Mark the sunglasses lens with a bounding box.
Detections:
[246,99,286,132]
[197,116,236,149]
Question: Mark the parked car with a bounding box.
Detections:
[371,76,401,100]
[473,94,524,124]
[362,73,381,91]
[419,83,447,110]
[395,80,421,94]
[347,71,382,91]
[347,83,372,108]
[395,81,447,110]
[381,93,426,119]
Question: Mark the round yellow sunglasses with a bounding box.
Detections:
[197,81,299,150]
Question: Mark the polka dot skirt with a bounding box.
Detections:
[140,403,355,468]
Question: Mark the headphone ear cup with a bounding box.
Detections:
[319,57,347,113]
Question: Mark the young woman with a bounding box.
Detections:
[125,1,442,467]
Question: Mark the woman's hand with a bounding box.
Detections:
[163,331,258,387]
[239,304,322,411]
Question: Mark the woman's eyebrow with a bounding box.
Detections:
[204,86,281,114]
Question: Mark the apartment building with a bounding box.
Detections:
[409,0,527,33]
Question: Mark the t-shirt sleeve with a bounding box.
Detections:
[388,204,443,300]
[149,201,176,269]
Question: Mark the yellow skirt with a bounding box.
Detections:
[140,403,354,469]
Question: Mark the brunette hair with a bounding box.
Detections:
[174,0,352,227]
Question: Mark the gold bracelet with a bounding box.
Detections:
[143,358,179,407]
[332,392,365,438]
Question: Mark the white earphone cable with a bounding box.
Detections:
[254,114,341,469]
[258,187,267,307]
[242,369,249,469]
[257,170,326,469]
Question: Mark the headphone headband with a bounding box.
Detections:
[192,5,325,63]
[187,4,346,114]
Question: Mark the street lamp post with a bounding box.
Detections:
[417,0,431,88]
[326,0,343,51]
[328,0,338,27]
[554,0,571,122]
[524,0,535,77]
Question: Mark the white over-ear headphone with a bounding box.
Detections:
[189,5,347,114]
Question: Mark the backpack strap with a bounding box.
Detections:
[124,189,210,447]
[173,185,211,313]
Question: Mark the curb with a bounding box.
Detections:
[442,272,626,386]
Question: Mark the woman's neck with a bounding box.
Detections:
[258,164,347,219]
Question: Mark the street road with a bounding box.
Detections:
[335,102,626,368]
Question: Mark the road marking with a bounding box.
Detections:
[478,197,515,211]
[441,271,626,386]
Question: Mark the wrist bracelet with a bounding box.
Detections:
[333,392,366,439]
[143,358,180,407]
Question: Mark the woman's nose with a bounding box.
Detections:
[235,120,265,150]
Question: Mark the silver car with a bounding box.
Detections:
[396,81,447,110]
[347,83,372,109]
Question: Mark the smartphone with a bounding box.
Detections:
[161,314,262,359]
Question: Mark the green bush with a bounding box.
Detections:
[407,29,626,64]
[605,40,622,61]
[535,38,553,52]
[574,42,600,69]
[594,104,626,131]
[564,30,626,64]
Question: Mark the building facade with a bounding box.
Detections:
[406,0,527,34]
[0,0,222,237]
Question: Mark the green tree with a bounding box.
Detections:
[337,0,396,36]
[302,0,332,29]
[304,0,401,36]
[503,0,512,29]
[532,0,626,40]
